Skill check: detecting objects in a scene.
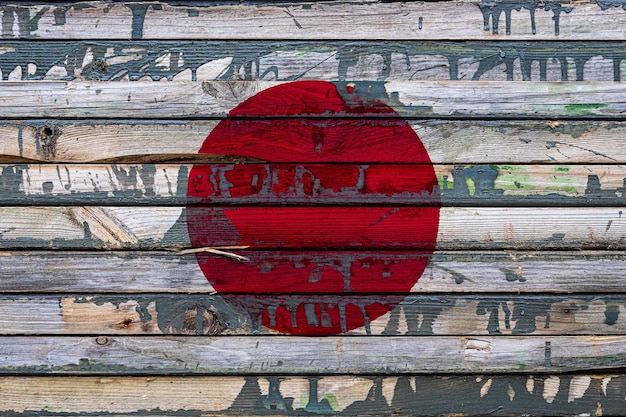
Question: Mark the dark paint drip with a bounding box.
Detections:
[0,165,25,197]
[0,40,624,82]
[221,294,404,336]
[442,165,503,198]
[222,373,626,415]
[441,165,626,205]
[599,0,626,11]
[478,1,571,36]
[0,5,48,38]
[383,295,454,335]
[125,4,162,40]
[8,374,626,414]
[476,297,598,335]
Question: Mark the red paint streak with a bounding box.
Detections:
[187,207,439,249]
[187,81,440,335]
[193,119,431,163]
[196,252,433,293]
[187,164,439,204]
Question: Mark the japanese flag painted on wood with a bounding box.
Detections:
[187,81,440,335]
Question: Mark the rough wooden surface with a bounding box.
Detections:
[0,374,623,416]
[2,250,625,293]
[0,80,624,119]
[2,163,626,206]
[1,1,626,41]
[1,335,625,374]
[2,40,625,82]
[0,206,624,250]
[3,293,626,336]
[2,0,626,415]
[3,120,626,164]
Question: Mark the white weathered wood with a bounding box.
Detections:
[0,335,622,374]
[2,120,626,164]
[2,1,626,41]
[0,81,623,118]
[0,206,624,250]
[2,251,625,294]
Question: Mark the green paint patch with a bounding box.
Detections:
[298,393,339,411]
[323,393,340,411]
[601,354,620,365]
[496,167,535,193]
[564,103,609,115]
[300,393,309,408]
[466,178,475,195]
[554,167,570,172]
[547,175,578,194]
[295,51,308,57]
[438,175,454,190]
[500,165,524,172]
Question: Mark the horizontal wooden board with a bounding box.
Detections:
[2,250,625,294]
[2,40,625,83]
[3,293,626,336]
[2,163,625,206]
[3,120,626,164]
[2,1,626,41]
[0,81,624,119]
[1,374,625,416]
[0,206,625,250]
[1,335,625,374]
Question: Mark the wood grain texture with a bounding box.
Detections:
[1,1,625,41]
[1,335,625,374]
[2,40,625,83]
[1,163,625,206]
[2,120,626,164]
[0,374,624,416]
[2,0,626,413]
[1,250,623,294]
[0,206,624,250]
[3,374,626,416]
[0,81,624,119]
[2,293,626,336]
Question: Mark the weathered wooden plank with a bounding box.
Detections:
[3,293,626,336]
[1,374,625,416]
[0,81,624,119]
[0,335,624,374]
[1,120,623,164]
[1,250,624,294]
[2,163,625,206]
[2,1,626,41]
[0,206,624,250]
[1,40,625,82]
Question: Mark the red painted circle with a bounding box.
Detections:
[187,81,439,335]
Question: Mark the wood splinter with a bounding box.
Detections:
[175,246,250,263]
